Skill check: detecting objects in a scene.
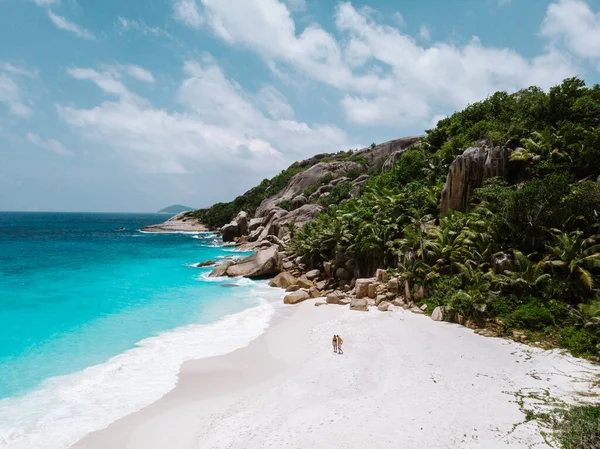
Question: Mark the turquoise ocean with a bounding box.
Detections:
[0,212,283,449]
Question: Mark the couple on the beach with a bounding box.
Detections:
[332,335,343,354]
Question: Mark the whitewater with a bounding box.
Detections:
[0,212,282,449]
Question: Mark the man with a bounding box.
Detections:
[336,335,343,354]
[332,335,338,353]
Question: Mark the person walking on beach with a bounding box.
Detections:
[336,335,344,354]
[332,335,338,353]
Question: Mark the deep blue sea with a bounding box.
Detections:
[0,212,282,449]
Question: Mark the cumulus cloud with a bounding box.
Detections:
[57,58,353,175]
[541,0,600,64]
[284,0,306,12]
[177,0,578,127]
[47,10,95,40]
[173,0,204,29]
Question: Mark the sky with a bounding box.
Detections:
[1,0,600,212]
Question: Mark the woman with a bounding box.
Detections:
[332,335,338,353]
[336,335,344,354]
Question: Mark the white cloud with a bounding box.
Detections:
[392,12,405,27]
[185,0,576,127]
[26,133,71,155]
[541,0,600,63]
[284,0,306,12]
[0,69,33,118]
[67,68,135,100]
[116,16,171,38]
[47,10,94,40]
[173,0,204,29]
[57,59,352,175]
[34,0,59,5]
[126,65,156,83]
[255,86,295,120]
[0,62,38,78]
[418,25,431,41]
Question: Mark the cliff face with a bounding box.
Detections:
[439,144,510,215]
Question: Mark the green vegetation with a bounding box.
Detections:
[290,78,600,360]
[189,162,307,228]
[547,405,600,449]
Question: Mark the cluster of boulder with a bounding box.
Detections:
[270,257,446,318]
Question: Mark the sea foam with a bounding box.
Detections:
[0,283,282,449]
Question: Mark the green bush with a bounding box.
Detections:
[553,405,600,449]
[317,183,353,207]
[351,154,369,165]
[279,200,291,211]
[558,326,599,358]
[505,298,557,330]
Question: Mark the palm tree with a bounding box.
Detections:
[503,250,551,292]
[569,299,600,328]
[451,262,499,321]
[547,229,600,289]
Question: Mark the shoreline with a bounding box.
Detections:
[71,300,600,449]
[140,212,209,234]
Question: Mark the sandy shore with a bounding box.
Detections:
[141,212,208,233]
[72,301,600,449]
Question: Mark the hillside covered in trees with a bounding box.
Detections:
[288,78,600,360]
[193,77,600,361]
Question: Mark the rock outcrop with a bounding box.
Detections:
[211,247,281,279]
[141,211,207,233]
[440,144,510,215]
[353,136,422,166]
[255,161,365,218]
[221,221,239,242]
[382,149,406,172]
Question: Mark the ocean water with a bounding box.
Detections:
[0,212,283,449]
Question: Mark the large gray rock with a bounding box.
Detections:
[255,162,365,218]
[284,289,310,305]
[269,271,297,289]
[306,269,321,281]
[355,278,373,299]
[248,226,264,242]
[248,217,264,232]
[235,211,249,236]
[440,144,509,215]
[326,291,346,305]
[387,278,399,294]
[290,195,308,210]
[350,297,369,311]
[382,149,407,172]
[353,136,422,166]
[273,204,324,228]
[377,301,391,312]
[375,269,388,283]
[209,260,234,277]
[297,276,314,289]
[221,221,239,242]
[431,306,444,322]
[225,247,282,279]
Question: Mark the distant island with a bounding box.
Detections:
[157,205,195,214]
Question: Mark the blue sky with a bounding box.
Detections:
[1,0,599,212]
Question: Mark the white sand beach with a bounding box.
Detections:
[72,300,600,449]
[141,212,208,233]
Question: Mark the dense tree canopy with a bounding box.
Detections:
[290,77,600,359]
